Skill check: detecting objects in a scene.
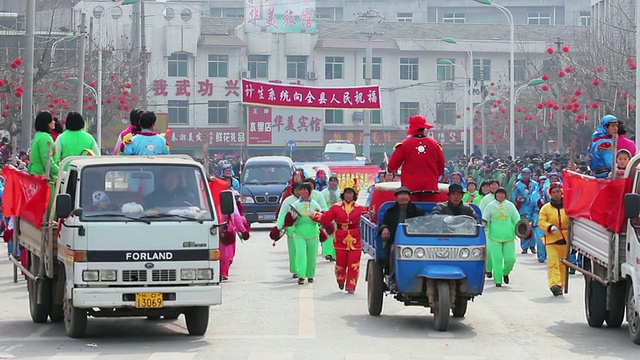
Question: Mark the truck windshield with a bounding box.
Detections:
[404,215,478,237]
[324,152,355,161]
[80,165,214,222]
[242,165,291,184]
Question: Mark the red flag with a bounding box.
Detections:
[1,166,51,229]
[208,178,229,222]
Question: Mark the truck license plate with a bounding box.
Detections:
[135,293,163,308]
[258,213,276,221]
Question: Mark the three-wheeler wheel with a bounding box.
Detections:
[433,281,451,331]
[452,297,468,318]
[366,259,384,316]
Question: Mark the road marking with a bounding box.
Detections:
[147,353,198,360]
[47,355,98,360]
[25,324,53,339]
[0,334,317,343]
[345,354,391,360]
[247,352,294,360]
[298,286,316,338]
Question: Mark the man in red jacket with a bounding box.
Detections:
[387,115,445,202]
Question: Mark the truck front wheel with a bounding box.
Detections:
[585,277,607,328]
[28,253,51,324]
[627,283,640,345]
[185,306,209,336]
[63,285,87,338]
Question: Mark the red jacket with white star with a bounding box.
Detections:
[387,134,445,192]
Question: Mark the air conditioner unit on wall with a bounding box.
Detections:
[239,70,251,79]
[307,71,318,80]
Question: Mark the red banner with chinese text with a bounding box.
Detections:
[241,79,381,109]
[563,170,630,233]
[329,165,382,187]
[2,166,51,229]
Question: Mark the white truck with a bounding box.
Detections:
[8,155,234,338]
[564,167,640,344]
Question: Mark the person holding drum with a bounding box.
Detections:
[511,168,539,255]
[387,115,445,202]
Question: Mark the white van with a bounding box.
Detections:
[323,140,356,162]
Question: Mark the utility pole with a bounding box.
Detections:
[356,9,384,159]
[636,0,640,145]
[554,36,564,153]
[131,1,142,103]
[480,70,487,157]
[76,13,87,115]
[140,1,148,109]
[21,0,35,147]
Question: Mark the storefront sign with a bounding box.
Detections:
[248,106,323,146]
[168,128,245,147]
[242,79,381,109]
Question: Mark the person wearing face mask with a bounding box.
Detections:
[482,188,521,287]
[321,176,340,261]
[538,182,569,296]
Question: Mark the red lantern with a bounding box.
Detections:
[106,98,113,104]
[592,102,600,109]
[466,106,470,111]
[131,96,138,102]
[631,63,638,70]
[490,91,495,96]
[456,114,461,118]
[592,79,600,86]
[48,103,55,108]
[537,128,544,133]
[122,90,130,96]
[0,80,5,86]
[87,104,95,111]
[14,91,22,98]
[541,84,549,91]
[541,74,549,81]
[558,71,566,78]
[90,81,97,87]
[83,97,90,103]
[4,104,11,110]
[537,103,544,109]
[574,89,582,96]
[0,112,6,118]
[565,66,573,73]
[628,104,635,110]
[562,45,570,53]
[64,73,70,78]
[546,48,554,54]
[123,104,131,111]
[553,104,560,110]
[124,83,132,88]
[585,104,591,109]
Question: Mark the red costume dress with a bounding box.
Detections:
[387,115,445,202]
[312,179,365,292]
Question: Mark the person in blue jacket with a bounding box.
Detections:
[589,115,618,178]
[123,111,170,156]
[221,163,240,190]
[531,175,548,263]
[511,167,538,254]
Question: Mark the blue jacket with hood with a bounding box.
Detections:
[589,115,617,178]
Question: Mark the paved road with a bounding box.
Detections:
[0,225,638,359]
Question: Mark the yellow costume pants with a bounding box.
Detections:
[546,243,568,289]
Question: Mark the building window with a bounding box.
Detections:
[325,56,344,80]
[362,57,382,80]
[286,55,307,79]
[325,109,343,124]
[316,7,342,20]
[248,55,268,79]
[400,58,419,80]
[508,59,526,82]
[208,101,229,125]
[473,59,491,81]
[168,100,189,125]
[168,52,188,77]
[436,102,456,125]
[400,102,419,124]
[437,58,455,81]
[580,11,591,26]
[208,55,228,78]
[371,110,381,124]
[397,13,413,22]
[527,12,551,25]
[442,13,465,23]
[210,8,244,18]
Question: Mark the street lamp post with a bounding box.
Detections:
[68,77,101,149]
[474,0,515,158]
[438,59,470,156]
[442,38,474,155]
[515,78,545,100]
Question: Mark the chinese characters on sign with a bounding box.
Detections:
[245,0,317,34]
[152,79,242,97]
[169,129,246,147]
[241,79,381,110]
[248,106,323,146]
[324,130,465,147]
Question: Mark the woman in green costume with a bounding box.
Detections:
[55,112,99,162]
[28,111,59,182]
[290,183,322,285]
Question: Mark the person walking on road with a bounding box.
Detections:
[482,187,520,287]
[321,176,341,261]
[538,182,569,296]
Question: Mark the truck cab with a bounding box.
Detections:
[323,140,356,162]
[239,156,294,225]
[12,155,234,338]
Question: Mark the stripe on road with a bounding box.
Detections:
[147,353,199,360]
[298,286,316,338]
[47,355,98,360]
[247,352,294,360]
[345,354,391,360]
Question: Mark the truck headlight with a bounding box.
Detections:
[180,269,197,280]
[100,270,117,282]
[82,270,99,282]
[472,248,483,259]
[197,268,213,280]
[414,248,425,258]
[459,248,471,259]
[241,196,254,204]
[401,247,413,258]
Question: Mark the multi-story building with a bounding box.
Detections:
[69,1,586,160]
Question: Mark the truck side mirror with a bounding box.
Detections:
[55,194,73,219]
[624,193,640,219]
[220,190,235,215]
